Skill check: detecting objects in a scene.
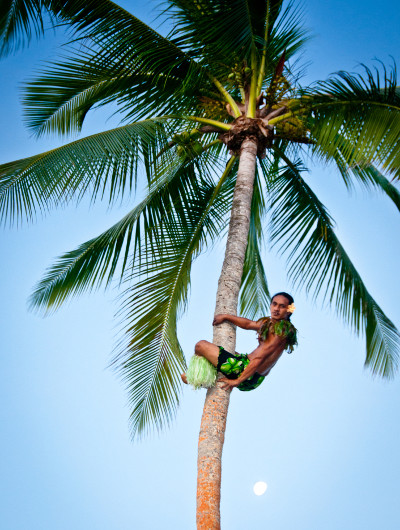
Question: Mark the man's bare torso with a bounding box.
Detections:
[247,320,286,376]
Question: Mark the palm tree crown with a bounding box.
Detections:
[1,0,399,440]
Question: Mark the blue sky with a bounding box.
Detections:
[1,1,400,529]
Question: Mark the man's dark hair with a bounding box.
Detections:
[271,292,294,319]
[272,292,294,305]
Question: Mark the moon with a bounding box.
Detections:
[253,481,267,496]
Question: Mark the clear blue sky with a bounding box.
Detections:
[1,2,399,529]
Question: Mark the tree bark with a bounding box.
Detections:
[196,137,258,529]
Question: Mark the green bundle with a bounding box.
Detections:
[258,317,298,353]
[186,355,217,389]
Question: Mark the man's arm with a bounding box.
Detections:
[213,313,260,331]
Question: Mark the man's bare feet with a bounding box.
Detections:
[181,373,188,384]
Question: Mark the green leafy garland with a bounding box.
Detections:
[258,317,298,353]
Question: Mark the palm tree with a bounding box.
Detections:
[1,1,399,527]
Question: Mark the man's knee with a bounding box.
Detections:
[195,340,210,356]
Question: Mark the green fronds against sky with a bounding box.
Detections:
[0,118,172,223]
[114,157,238,435]
[267,150,399,378]
[305,65,400,179]
[1,0,399,436]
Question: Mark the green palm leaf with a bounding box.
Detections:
[267,149,399,378]
[23,47,215,137]
[320,133,400,209]
[239,168,270,319]
[0,118,172,223]
[259,0,308,81]
[359,166,400,210]
[23,48,171,135]
[166,0,306,72]
[28,149,225,311]
[166,0,269,60]
[2,1,212,115]
[1,0,129,56]
[113,158,237,437]
[304,64,400,180]
[0,0,50,56]
[0,1,171,54]
[65,1,210,97]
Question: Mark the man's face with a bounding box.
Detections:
[270,295,290,320]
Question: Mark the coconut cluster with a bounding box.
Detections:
[173,129,203,158]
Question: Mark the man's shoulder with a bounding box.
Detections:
[274,319,298,352]
[257,316,273,336]
[260,317,297,346]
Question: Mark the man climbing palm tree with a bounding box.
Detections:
[182,292,297,391]
[1,1,399,527]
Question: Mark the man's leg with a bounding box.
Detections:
[181,340,221,384]
[194,340,220,366]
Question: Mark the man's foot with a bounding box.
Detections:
[181,373,188,384]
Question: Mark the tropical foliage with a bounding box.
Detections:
[1,0,399,440]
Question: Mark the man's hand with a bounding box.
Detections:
[212,314,226,326]
[219,377,239,390]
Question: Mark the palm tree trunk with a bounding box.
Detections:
[196,137,258,529]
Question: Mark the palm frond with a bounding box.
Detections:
[29,147,226,311]
[359,166,400,211]
[0,0,134,56]
[65,1,211,101]
[0,118,172,224]
[260,1,308,80]
[239,167,270,318]
[1,0,212,111]
[165,0,270,59]
[320,134,400,210]
[0,0,49,56]
[23,47,175,135]
[303,64,400,180]
[23,38,216,136]
[165,0,307,80]
[267,148,399,378]
[113,158,237,438]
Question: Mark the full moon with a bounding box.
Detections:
[253,481,268,496]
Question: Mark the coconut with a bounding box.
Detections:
[180,131,190,143]
[191,141,203,156]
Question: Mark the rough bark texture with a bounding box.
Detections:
[196,137,258,529]
[219,116,273,157]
